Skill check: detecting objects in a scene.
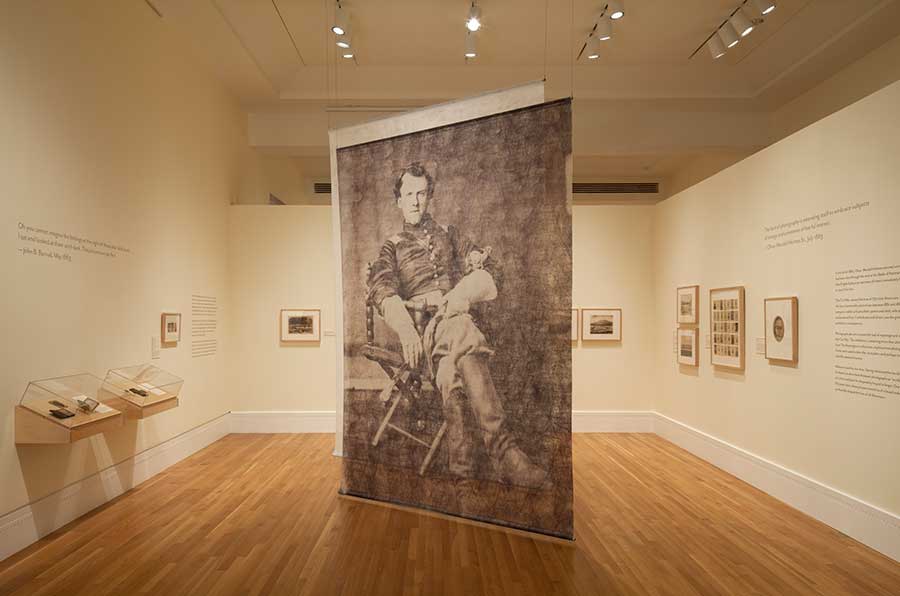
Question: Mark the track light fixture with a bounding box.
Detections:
[754,0,776,15]
[607,0,625,20]
[586,36,601,60]
[342,52,354,59]
[336,33,351,49]
[464,32,477,58]
[696,1,775,61]
[718,21,740,49]
[331,2,348,36]
[595,17,612,41]
[730,8,755,38]
[466,3,482,32]
[707,35,726,59]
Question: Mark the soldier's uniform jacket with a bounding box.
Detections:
[368,213,496,312]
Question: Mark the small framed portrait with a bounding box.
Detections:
[280,309,321,343]
[678,328,698,366]
[161,313,181,344]
[709,286,745,370]
[581,308,622,341]
[765,297,798,363]
[571,308,579,342]
[677,285,699,325]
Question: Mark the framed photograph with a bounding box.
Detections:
[677,285,699,325]
[765,297,798,363]
[581,308,622,341]
[571,309,579,342]
[280,309,321,343]
[709,286,745,370]
[677,328,698,366]
[161,313,181,344]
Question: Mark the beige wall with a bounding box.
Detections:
[225,204,655,413]
[653,80,900,515]
[0,0,245,515]
[573,206,656,411]
[227,206,337,411]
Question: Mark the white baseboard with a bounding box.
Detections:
[653,413,900,562]
[572,410,655,432]
[0,413,230,563]
[230,410,337,433]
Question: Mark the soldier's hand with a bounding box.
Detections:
[400,333,424,369]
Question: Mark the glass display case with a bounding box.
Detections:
[16,373,124,444]
[103,364,182,419]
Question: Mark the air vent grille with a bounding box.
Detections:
[313,182,332,194]
[573,182,659,194]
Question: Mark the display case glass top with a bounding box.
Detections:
[20,373,122,429]
[104,364,183,408]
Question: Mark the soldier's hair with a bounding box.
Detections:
[393,162,434,200]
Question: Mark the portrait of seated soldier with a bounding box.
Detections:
[368,162,546,488]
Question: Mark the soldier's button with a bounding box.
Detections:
[433,273,439,279]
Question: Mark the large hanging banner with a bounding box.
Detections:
[333,89,572,538]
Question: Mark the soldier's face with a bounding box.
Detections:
[396,174,430,225]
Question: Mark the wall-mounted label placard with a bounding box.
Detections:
[755,338,766,355]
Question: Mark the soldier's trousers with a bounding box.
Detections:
[425,313,514,476]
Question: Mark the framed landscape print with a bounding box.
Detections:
[678,328,698,366]
[710,286,745,370]
[765,297,798,363]
[161,313,181,344]
[677,285,700,325]
[571,309,579,341]
[280,309,321,343]
[581,308,622,341]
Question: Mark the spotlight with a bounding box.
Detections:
[331,3,347,36]
[607,0,624,20]
[730,8,755,37]
[466,3,482,32]
[595,17,612,41]
[754,0,776,15]
[342,52,354,59]
[707,35,726,59]
[586,36,601,60]
[336,33,351,49]
[464,33,477,58]
[718,22,740,49]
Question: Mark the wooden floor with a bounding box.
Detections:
[1,434,898,596]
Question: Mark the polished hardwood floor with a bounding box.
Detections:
[1,433,898,596]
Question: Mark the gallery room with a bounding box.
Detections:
[1,0,899,594]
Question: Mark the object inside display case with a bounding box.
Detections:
[16,373,124,444]
[103,364,183,418]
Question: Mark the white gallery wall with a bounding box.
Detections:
[573,206,655,412]
[0,0,245,517]
[225,204,655,418]
[227,206,337,413]
[653,80,900,517]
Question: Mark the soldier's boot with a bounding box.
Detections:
[497,446,548,489]
[444,389,476,477]
[456,354,548,489]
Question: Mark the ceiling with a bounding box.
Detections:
[149,0,900,200]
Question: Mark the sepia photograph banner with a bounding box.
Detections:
[336,98,573,538]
